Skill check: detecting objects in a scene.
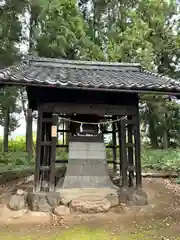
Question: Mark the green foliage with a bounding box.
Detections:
[0,136,34,167]
[32,0,105,60]
[0,136,28,152]
[141,148,180,172]
[0,152,32,166]
[0,0,25,135]
[0,86,21,132]
[1,0,180,152]
[141,96,180,148]
[1,135,180,174]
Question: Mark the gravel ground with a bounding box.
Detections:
[0,177,180,239]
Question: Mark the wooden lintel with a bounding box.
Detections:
[42,118,52,123]
[57,129,70,133]
[56,144,68,148]
[40,102,136,116]
[106,145,120,149]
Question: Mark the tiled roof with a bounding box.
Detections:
[0,56,180,93]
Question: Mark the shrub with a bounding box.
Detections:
[141,148,180,172]
[1,135,180,173]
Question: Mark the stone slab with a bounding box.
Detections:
[56,188,118,204]
[62,176,117,188]
[69,150,106,160]
[69,142,105,151]
[70,196,111,213]
[63,139,116,189]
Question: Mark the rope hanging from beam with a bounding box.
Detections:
[59,116,127,125]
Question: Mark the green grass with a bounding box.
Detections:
[0,226,180,240]
[0,227,116,240]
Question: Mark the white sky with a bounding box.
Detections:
[0,114,37,139]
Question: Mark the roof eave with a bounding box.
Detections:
[0,80,180,96]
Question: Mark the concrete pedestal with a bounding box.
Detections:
[61,136,117,189]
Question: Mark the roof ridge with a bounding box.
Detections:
[26,55,141,69]
[1,57,180,93]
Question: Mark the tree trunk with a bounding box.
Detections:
[20,88,28,150]
[3,107,10,152]
[163,130,169,149]
[149,120,159,148]
[163,113,169,149]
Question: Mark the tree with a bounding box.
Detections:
[30,0,180,148]
[0,0,25,151]
[2,0,180,150]
[85,0,180,148]
[29,0,105,60]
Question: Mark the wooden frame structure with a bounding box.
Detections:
[27,88,141,192]
[1,57,180,193]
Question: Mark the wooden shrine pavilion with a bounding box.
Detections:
[1,56,180,194]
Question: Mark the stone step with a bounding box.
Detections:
[62,176,117,188]
[64,159,109,176]
[62,138,116,189]
[69,142,105,151]
[69,150,106,160]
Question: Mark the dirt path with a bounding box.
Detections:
[0,178,180,239]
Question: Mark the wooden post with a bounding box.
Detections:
[42,112,52,186]
[27,109,33,161]
[63,119,65,145]
[120,117,128,187]
[49,113,58,192]
[34,105,43,192]
[127,115,134,187]
[117,117,122,177]
[3,107,10,152]
[134,106,142,188]
[112,117,117,173]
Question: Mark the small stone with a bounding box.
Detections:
[53,205,70,216]
[132,189,148,206]
[27,193,52,212]
[36,197,52,212]
[46,194,60,208]
[9,194,26,210]
[118,187,133,204]
[25,175,34,183]
[16,189,25,196]
[118,188,148,206]
[60,197,71,206]
[70,196,111,213]
[105,193,119,207]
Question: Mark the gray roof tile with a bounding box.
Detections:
[0,56,180,93]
